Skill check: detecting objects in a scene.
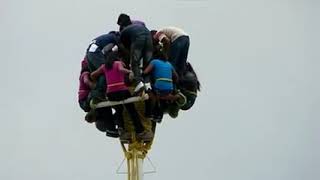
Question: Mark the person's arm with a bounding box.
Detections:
[102,43,115,54]
[158,34,171,56]
[83,72,95,89]
[172,68,179,83]
[118,62,132,74]
[90,65,104,81]
[143,63,154,75]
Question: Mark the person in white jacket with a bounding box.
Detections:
[153,27,190,76]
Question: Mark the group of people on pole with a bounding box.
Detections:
[78,13,200,142]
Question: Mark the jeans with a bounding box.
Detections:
[169,35,190,75]
[130,35,153,83]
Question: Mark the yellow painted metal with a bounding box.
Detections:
[120,92,154,180]
[121,140,152,180]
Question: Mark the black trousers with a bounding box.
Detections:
[130,35,153,83]
[107,90,144,133]
[95,107,118,137]
[169,35,190,76]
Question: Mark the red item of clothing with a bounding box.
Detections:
[78,71,91,101]
[96,61,128,93]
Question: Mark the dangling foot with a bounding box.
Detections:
[133,81,145,96]
[106,129,120,138]
[168,104,180,118]
[144,82,152,93]
[85,110,96,123]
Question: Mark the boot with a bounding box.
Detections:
[85,110,96,123]
[133,81,145,95]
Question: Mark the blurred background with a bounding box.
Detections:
[1,0,319,179]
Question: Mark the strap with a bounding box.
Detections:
[107,82,125,87]
[156,78,172,82]
[184,89,197,96]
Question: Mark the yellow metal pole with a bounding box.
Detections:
[125,143,146,180]
[127,156,131,180]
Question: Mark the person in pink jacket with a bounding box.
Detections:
[91,51,153,142]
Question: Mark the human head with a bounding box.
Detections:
[117,13,132,31]
[154,49,167,61]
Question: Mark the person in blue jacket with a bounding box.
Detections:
[143,51,179,122]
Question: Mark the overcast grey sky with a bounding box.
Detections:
[1,0,320,180]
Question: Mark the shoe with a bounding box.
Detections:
[106,129,120,138]
[144,82,152,92]
[151,115,162,123]
[137,131,154,142]
[85,110,96,123]
[168,105,179,118]
[133,81,145,95]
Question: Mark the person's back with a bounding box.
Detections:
[90,52,153,141]
[104,61,128,93]
[156,27,188,42]
[90,33,118,51]
[131,20,145,27]
[150,59,174,91]
[120,24,150,47]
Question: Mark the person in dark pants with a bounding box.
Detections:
[86,31,120,102]
[78,57,118,137]
[95,107,119,138]
[87,32,119,71]
[153,27,190,76]
[119,21,153,94]
[143,51,179,123]
[90,52,153,142]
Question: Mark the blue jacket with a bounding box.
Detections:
[150,59,174,91]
